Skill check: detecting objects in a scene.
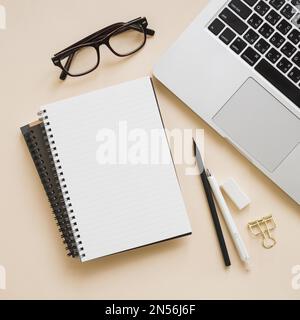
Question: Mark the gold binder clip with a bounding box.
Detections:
[248,215,276,249]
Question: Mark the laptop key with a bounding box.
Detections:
[259,22,275,38]
[270,32,285,47]
[266,47,282,63]
[229,0,252,19]
[255,59,300,108]
[269,0,285,10]
[208,18,225,35]
[254,1,270,16]
[220,28,236,44]
[266,9,282,25]
[291,13,300,30]
[292,52,300,67]
[291,0,300,6]
[243,28,259,43]
[277,57,292,73]
[281,41,296,57]
[288,66,300,83]
[219,8,248,35]
[280,4,296,20]
[248,13,263,29]
[255,38,270,53]
[288,29,300,45]
[230,37,247,53]
[276,19,292,35]
[242,46,261,65]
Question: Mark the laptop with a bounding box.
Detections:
[154,0,300,204]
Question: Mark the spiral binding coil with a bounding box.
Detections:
[34,109,86,259]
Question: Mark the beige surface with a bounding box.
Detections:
[0,0,299,300]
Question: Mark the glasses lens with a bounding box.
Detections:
[61,46,99,76]
[109,24,145,56]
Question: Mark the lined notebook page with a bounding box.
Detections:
[42,77,191,262]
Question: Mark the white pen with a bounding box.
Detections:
[206,170,250,270]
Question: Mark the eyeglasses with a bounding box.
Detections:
[51,17,155,80]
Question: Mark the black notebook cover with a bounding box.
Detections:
[21,122,79,257]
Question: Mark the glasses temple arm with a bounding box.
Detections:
[145,28,155,36]
[112,24,155,37]
[59,52,75,80]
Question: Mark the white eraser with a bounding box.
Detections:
[220,178,250,210]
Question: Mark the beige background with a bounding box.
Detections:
[0,0,299,300]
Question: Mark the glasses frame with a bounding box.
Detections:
[52,17,155,80]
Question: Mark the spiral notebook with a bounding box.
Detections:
[21,77,191,262]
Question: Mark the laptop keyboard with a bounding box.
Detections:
[208,0,300,108]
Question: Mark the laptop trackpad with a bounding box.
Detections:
[213,78,300,172]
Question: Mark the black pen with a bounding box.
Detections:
[193,140,231,267]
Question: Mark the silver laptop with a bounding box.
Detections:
[154,0,300,204]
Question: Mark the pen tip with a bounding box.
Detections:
[192,139,196,155]
[244,260,251,271]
